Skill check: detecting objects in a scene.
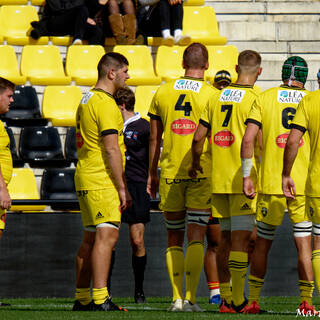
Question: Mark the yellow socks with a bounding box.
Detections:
[92,287,108,305]
[220,282,232,304]
[166,246,184,302]
[228,251,248,306]
[312,250,320,295]
[299,280,314,305]
[185,241,204,304]
[248,274,264,304]
[75,287,91,305]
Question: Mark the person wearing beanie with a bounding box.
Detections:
[213,70,232,90]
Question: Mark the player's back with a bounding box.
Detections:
[203,84,258,193]
[250,85,309,195]
[149,77,218,179]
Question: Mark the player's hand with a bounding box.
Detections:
[243,177,256,199]
[119,187,132,212]
[0,186,11,210]
[188,163,203,178]
[282,175,296,200]
[147,173,159,199]
[87,18,96,25]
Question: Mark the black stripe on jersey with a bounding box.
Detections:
[148,113,161,121]
[92,88,115,100]
[183,76,204,81]
[199,119,211,129]
[245,118,262,128]
[290,123,306,133]
[230,83,253,89]
[101,129,118,136]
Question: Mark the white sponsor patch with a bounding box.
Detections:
[81,91,94,104]
[219,88,245,103]
[277,89,306,104]
[173,79,202,93]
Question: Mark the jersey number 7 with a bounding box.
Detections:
[221,104,233,127]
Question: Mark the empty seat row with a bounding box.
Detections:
[8,167,78,211]
[0,6,224,46]
[0,44,238,86]
[6,126,77,168]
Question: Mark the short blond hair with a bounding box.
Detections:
[237,50,261,75]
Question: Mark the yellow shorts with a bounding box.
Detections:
[0,209,6,230]
[77,188,121,228]
[306,196,320,224]
[159,177,211,212]
[211,194,256,218]
[256,194,307,226]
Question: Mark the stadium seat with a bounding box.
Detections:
[1,85,47,127]
[0,6,49,45]
[7,168,46,211]
[134,85,159,120]
[20,45,71,85]
[42,86,83,126]
[64,126,77,165]
[65,45,105,86]
[183,0,204,6]
[19,126,69,168]
[155,46,185,82]
[113,45,161,85]
[5,127,24,167]
[41,168,79,211]
[50,36,73,46]
[206,45,239,83]
[0,0,27,4]
[182,7,227,45]
[31,0,45,5]
[0,45,26,85]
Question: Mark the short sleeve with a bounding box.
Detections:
[199,101,211,129]
[291,96,308,133]
[148,90,161,120]
[245,98,262,128]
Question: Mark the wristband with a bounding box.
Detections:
[241,158,253,178]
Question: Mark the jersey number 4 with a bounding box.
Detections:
[221,104,233,127]
[175,94,192,116]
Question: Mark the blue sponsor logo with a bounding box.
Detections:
[280,91,288,98]
[223,89,231,96]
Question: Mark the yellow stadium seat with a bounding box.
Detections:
[155,46,185,82]
[206,45,239,83]
[50,36,73,46]
[134,85,159,120]
[0,45,26,85]
[31,0,45,5]
[0,6,48,45]
[0,0,27,4]
[182,6,227,45]
[42,85,83,126]
[65,45,105,86]
[21,45,71,85]
[183,0,204,6]
[8,168,46,211]
[113,45,161,86]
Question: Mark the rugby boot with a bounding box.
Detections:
[209,294,221,305]
[242,300,260,314]
[298,301,319,316]
[92,297,127,311]
[230,298,248,313]
[72,300,92,311]
[219,298,232,313]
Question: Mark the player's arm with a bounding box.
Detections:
[0,165,11,210]
[282,128,304,199]
[147,118,163,199]
[103,133,132,211]
[241,122,260,199]
[189,122,209,178]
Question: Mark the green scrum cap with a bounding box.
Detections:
[282,56,308,85]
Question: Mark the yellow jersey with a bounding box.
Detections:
[74,88,125,191]
[0,120,12,185]
[200,84,259,194]
[148,76,218,179]
[247,85,309,195]
[291,90,320,197]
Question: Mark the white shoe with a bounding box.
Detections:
[168,299,183,311]
[174,34,191,46]
[72,38,82,45]
[162,35,174,46]
[183,300,203,312]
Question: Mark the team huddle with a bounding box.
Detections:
[71,44,320,314]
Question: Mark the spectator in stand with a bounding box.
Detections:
[30,0,106,45]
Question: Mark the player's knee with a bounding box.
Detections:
[257,221,276,240]
[186,210,211,226]
[165,217,186,231]
[131,237,145,251]
[312,223,320,237]
[293,221,312,238]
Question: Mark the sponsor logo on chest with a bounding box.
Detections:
[173,79,202,93]
[277,90,306,104]
[275,132,304,148]
[213,130,235,147]
[171,118,197,135]
[219,89,245,103]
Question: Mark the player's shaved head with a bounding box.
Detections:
[237,50,261,75]
[183,43,208,70]
[98,52,129,79]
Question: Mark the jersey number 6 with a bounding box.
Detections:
[282,107,296,129]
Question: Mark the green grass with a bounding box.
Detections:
[0,296,316,320]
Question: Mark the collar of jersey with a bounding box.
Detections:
[91,88,115,100]
[180,76,204,81]
[280,84,305,90]
[229,83,253,89]
[123,112,141,133]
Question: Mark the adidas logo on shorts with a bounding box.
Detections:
[96,211,104,219]
[240,203,250,210]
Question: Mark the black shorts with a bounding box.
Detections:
[122,182,150,224]
[207,216,219,225]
